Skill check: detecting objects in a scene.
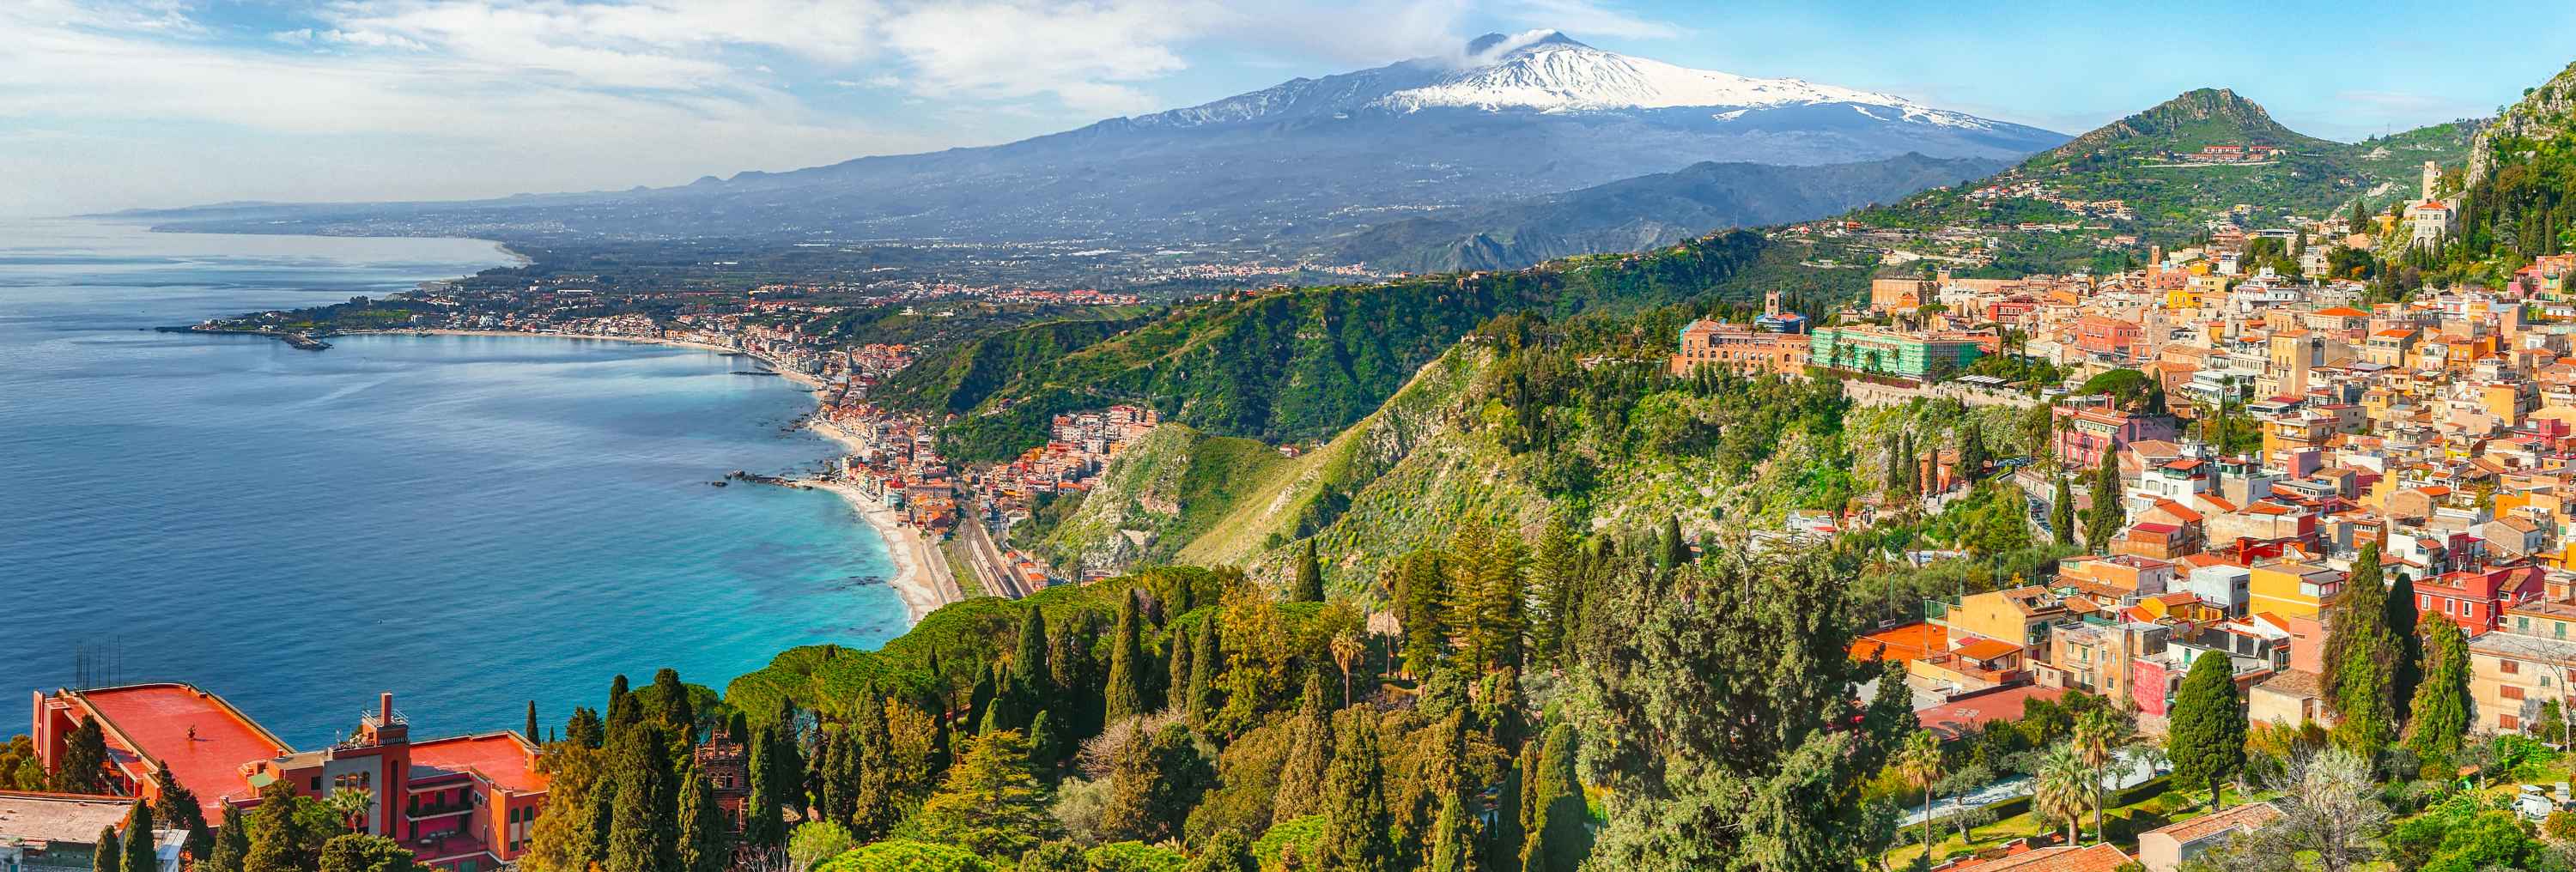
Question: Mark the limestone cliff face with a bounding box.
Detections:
[2468,61,2576,185]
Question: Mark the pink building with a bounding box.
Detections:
[2055,406,2180,470]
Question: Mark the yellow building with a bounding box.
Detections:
[1940,586,2075,650]
[2247,559,2343,619]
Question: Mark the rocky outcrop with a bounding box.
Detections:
[2469,61,2576,185]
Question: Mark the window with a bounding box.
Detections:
[2504,659,2522,675]
[2504,714,2523,730]
[2503,685,2526,700]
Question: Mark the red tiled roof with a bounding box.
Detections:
[1950,845,2134,872]
[1915,686,2070,741]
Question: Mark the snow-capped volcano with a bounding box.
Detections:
[1371,31,1993,130]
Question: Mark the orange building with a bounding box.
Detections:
[32,684,547,872]
[1670,318,1810,376]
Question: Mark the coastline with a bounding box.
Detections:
[353,327,957,621]
[800,419,969,621]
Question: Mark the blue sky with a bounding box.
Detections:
[7,0,2573,216]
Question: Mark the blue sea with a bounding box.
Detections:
[0,220,908,747]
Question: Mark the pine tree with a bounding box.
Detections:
[244,781,325,872]
[565,707,605,749]
[316,833,420,872]
[1528,523,1581,670]
[2385,569,2422,717]
[1291,539,1326,603]
[124,802,157,872]
[2050,474,2075,546]
[899,730,1061,859]
[55,717,109,795]
[1321,711,1394,872]
[1105,590,1150,723]
[1272,673,1335,825]
[2405,616,2472,762]
[1520,724,1591,872]
[2084,453,2124,553]
[2166,650,2247,810]
[204,814,249,872]
[1098,722,1216,845]
[675,762,727,872]
[1394,549,1451,675]
[96,826,124,872]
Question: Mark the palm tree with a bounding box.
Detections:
[321,787,374,833]
[2071,708,2135,843]
[2032,742,2091,847]
[1328,631,1364,702]
[1895,730,1945,858]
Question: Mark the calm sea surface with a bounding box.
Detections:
[0,220,906,747]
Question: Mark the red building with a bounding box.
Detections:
[31,685,546,872]
[2415,565,2548,634]
[2053,405,2179,470]
[2072,315,2143,360]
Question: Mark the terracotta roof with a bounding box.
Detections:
[2145,802,2284,845]
[1953,638,2023,662]
[2316,306,2370,318]
[2251,669,2324,699]
[1948,844,2135,872]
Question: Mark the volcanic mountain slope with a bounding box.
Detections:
[126,32,2063,250]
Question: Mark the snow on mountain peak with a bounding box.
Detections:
[1380,34,1989,128]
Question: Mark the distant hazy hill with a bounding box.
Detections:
[1315,152,2008,272]
[121,31,2060,251]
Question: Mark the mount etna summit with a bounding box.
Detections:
[126,31,2063,262]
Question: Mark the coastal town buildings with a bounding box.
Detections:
[29,685,544,872]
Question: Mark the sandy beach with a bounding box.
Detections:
[358,327,955,620]
[803,419,968,621]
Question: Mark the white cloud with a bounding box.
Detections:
[1505,0,1684,40]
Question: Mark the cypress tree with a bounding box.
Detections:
[1954,421,1985,482]
[525,701,539,743]
[2166,650,2247,811]
[1272,673,1335,825]
[967,664,999,734]
[1659,516,1687,570]
[1883,434,1905,496]
[123,802,156,872]
[204,814,248,872]
[1291,539,1326,603]
[2084,453,2124,553]
[1105,590,1150,723]
[95,826,124,872]
[650,669,694,742]
[607,675,631,718]
[1485,754,1524,872]
[1188,627,1221,728]
[1164,627,1194,714]
[1427,788,1474,872]
[1521,724,1591,872]
[603,724,671,872]
[1006,608,1052,730]
[1899,430,1917,496]
[743,725,784,851]
[2405,616,2473,762]
[1026,710,1063,772]
[2323,544,2402,759]
[1320,711,1394,872]
[675,762,726,872]
[2385,569,2423,716]
[2050,474,2075,546]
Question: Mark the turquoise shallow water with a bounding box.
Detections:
[0,221,906,746]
